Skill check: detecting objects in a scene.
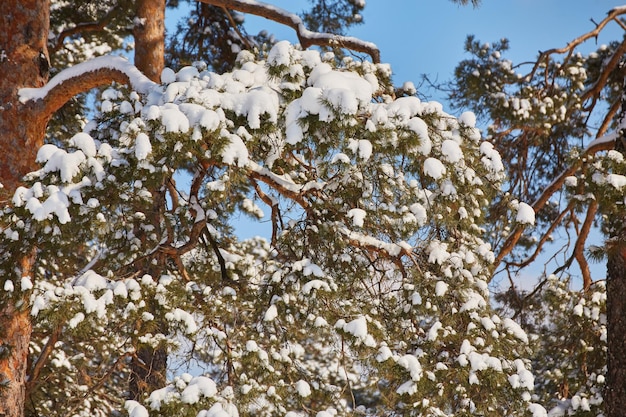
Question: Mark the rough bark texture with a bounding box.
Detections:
[0,299,33,417]
[0,1,49,417]
[606,239,626,415]
[0,0,50,196]
[134,0,165,83]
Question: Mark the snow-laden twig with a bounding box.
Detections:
[247,161,311,209]
[196,0,381,63]
[338,227,410,258]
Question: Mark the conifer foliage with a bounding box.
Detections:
[6,38,541,416]
[6,1,626,417]
[449,5,626,416]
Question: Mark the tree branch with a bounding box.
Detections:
[494,131,617,268]
[220,6,253,50]
[18,56,156,122]
[247,161,311,210]
[506,200,576,270]
[26,326,61,395]
[575,199,597,291]
[250,178,281,246]
[196,0,381,63]
[527,6,626,79]
[581,38,626,103]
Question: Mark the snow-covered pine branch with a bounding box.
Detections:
[19,56,157,119]
[2,40,547,417]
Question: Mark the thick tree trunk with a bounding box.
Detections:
[0,308,32,417]
[134,0,165,83]
[605,235,626,414]
[605,69,626,417]
[0,0,50,195]
[0,1,49,417]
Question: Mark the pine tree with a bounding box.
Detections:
[449,6,626,415]
[0,1,565,416]
[7,40,541,416]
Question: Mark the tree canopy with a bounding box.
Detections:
[2,1,626,417]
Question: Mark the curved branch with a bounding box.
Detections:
[18,56,156,121]
[196,0,380,63]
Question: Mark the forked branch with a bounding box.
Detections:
[527,6,626,78]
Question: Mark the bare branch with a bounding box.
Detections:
[494,131,617,268]
[598,97,622,137]
[582,38,626,103]
[196,0,381,63]
[250,178,281,246]
[575,200,598,291]
[26,326,61,395]
[221,6,253,50]
[527,6,626,79]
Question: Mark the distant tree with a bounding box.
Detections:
[450,6,626,415]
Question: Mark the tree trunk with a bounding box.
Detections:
[134,0,165,83]
[0,1,49,417]
[605,242,626,416]
[0,0,50,195]
[604,67,626,417]
[0,298,33,417]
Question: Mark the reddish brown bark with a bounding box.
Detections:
[0,0,50,196]
[0,2,49,417]
[0,307,33,417]
[134,0,165,82]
